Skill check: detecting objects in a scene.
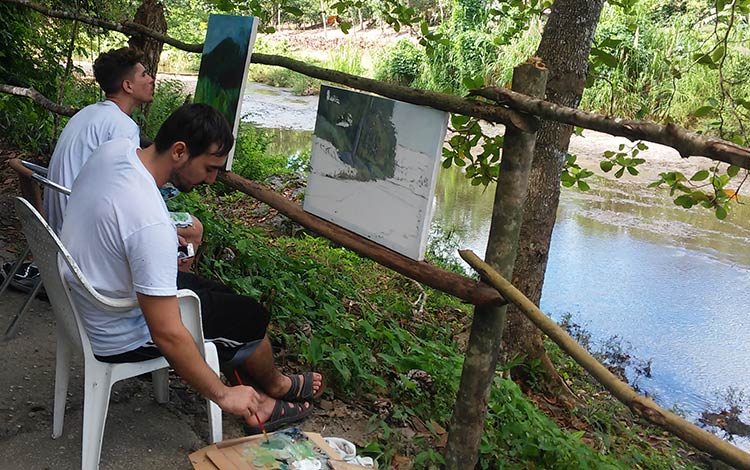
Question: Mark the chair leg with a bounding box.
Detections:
[0,247,30,297]
[204,343,223,443]
[81,367,114,470]
[52,337,73,439]
[151,368,169,404]
[4,276,43,339]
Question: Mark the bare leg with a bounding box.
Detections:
[236,335,323,399]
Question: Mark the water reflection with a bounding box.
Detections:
[260,127,314,157]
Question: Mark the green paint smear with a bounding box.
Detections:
[237,427,328,468]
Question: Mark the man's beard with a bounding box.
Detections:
[169,169,195,193]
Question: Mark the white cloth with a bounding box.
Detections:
[45,100,140,234]
[61,138,178,356]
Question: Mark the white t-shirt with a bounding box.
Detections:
[61,138,178,356]
[45,100,140,234]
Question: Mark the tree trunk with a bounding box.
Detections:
[444,62,548,469]
[52,19,79,150]
[320,0,327,37]
[501,0,605,392]
[128,0,166,119]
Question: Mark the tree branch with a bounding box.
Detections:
[218,171,506,307]
[0,84,77,117]
[471,86,750,170]
[251,53,537,131]
[5,0,203,53]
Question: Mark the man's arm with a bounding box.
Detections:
[137,293,259,418]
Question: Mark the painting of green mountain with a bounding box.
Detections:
[195,14,258,169]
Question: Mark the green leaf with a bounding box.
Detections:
[727,165,740,177]
[627,166,639,176]
[577,180,590,191]
[560,172,575,185]
[420,20,428,36]
[691,170,710,181]
[600,160,614,172]
[462,74,485,90]
[283,6,303,16]
[693,53,715,66]
[715,205,728,220]
[674,195,694,208]
[442,158,453,168]
[451,114,470,128]
[692,106,714,117]
[711,45,726,62]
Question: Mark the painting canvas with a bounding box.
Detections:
[304,85,448,261]
[194,14,258,170]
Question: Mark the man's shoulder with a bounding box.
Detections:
[64,101,135,131]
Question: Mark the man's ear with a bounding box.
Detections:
[121,77,134,95]
[171,142,189,163]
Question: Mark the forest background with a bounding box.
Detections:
[1,0,749,468]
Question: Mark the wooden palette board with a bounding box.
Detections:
[189,430,371,470]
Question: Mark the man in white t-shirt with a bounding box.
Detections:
[44,47,202,270]
[62,103,321,433]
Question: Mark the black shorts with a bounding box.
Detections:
[95,272,270,369]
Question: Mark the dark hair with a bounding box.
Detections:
[154,103,234,158]
[93,47,143,94]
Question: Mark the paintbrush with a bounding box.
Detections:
[233,369,270,443]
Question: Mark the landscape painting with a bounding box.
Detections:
[304,85,449,260]
[194,14,258,170]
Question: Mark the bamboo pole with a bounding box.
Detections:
[218,172,505,307]
[459,249,750,470]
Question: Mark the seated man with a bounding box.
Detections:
[61,103,323,432]
[44,46,201,271]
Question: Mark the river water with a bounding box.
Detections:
[240,83,750,445]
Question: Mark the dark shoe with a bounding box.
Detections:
[279,372,326,403]
[2,261,43,295]
[243,400,313,435]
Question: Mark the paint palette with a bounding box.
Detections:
[189,427,372,470]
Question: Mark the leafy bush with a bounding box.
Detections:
[374,39,425,87]
[133,79,189,141]
[230,123,282,181]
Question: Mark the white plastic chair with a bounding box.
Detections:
[14,197,223,470]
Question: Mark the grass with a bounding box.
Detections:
[164,172,714,468]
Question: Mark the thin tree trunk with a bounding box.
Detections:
[501,0,605,392]
[51,18,79,150]
[320,0,327,37]
[444,61,548,469]
[128,0,166,119]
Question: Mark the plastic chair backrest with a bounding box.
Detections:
[14,197,137,356]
